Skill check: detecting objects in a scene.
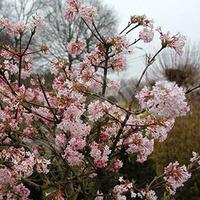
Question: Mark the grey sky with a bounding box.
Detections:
[102,0,200,79]
[103,0,200,41]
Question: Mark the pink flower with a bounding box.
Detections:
[111,56,126,71]
[55,133,67,149]
[0,168,14,190]
[130,15,154,28]
[125,132,154,163]
[30,16,47,30]
[136,81,190,118]
[88,100,112,121]
[139,28,154,43]
[145,116,175,142]
[90,142,111,168]
[141,190,157,200]
[65,8,77,20]
[190,152,200,165]
[110,35,129,54]
[112,181,133,200]
[36,157,51,174]
[69,137,86,150]
[79,4,96,23]
[164,161,191,195]
[67,39,86,56]
[67,0,79,8]
[109,159,123,172]
[15,183,30,199]
[0,17,27,36]
[63,146,84,166]
[156,27,186,55]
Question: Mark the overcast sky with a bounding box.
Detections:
[102,0,200,79]
[103,0,200,40]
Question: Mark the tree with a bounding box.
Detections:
[146,43,200,89]
[0,0,118,72]
[0,0,200,199]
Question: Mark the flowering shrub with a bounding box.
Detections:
[0,0,199,199]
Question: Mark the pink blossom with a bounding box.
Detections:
[190,152,200,165]
[0,17,27,36]
[139,28,154,43]
[109,159,123,172]
[164,161,191,195]
[0,168,14,190]
[36,157,51,174]
[125,132,154,163]
[67,39,86,56]
[145,116,175,142]
[130,15,154,28]
[67,0,79,8]
[136,81,190,118]
[15,184,30,200]
[112,181,133,200]
[90,142,111,168]
[30,15,47,30]
[2,60,18,75]
[63,146,84,166]
[65,7,77,19]
[69,137,86,150]
[110,35,129,54]
[79,4,96,23]
[55,133,67,149]
[141,190,157,200]
[156,27,186,55]
[111,56,126,71]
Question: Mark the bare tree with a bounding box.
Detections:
[41,0,118,62]
[0,0,118,72]
[146,43,200,88]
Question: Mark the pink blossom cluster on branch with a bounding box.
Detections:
[0,0,199,199]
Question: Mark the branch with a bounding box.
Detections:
[37,75,60,123]
[102,46,110,96]
[186,84,200,94]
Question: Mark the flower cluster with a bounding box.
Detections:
[65,0,96,23]
[90,142,111,168]
[164,161,191,195]
[156,27,186,55]
[139,27,154,43]
[136,81,190,118]
[125,132,154,163]
[130,15,154,28]
[67,39,86,56]
[0,147,50,198]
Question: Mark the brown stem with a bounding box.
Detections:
[81,18,103,44]
[18,34,23,87]
[92,22,105,44]
[135,46,164,91]
[23,27,36,55]
[119,22,131,35]
[37,75,60,123]
[102,46,110,96]
[186,84,200,94]
[128,38,141,47]
[125,24,140,35]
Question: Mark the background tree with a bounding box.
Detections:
[0,0,118,72]
[146,43,200,89]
